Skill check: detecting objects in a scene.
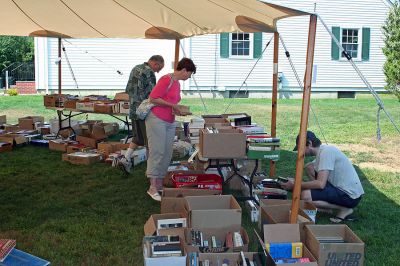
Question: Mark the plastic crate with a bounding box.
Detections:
[171,173,222,191]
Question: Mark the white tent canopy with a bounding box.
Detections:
[0,0,308,39]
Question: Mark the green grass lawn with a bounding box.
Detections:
[0,94,399,265]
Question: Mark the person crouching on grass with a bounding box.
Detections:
[145,58,196,201]
[280,131,364,223]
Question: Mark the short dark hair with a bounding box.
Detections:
[176,58,196,74]
[293,131,321,151]
[149,55,164,64]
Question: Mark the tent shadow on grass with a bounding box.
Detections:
[0,147,399,265]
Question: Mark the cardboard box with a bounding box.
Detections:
[64,99,79,109]
[199,128,246,158]
[118,101,130,114]
[76,135,99,148]
[66,143,88,154]
[4,124,20,133]
[0,134,27,146]
[305,225,364,266]
[0,115,6,125]
[184,195,241,229]
[144,213,187,236]
[43,94,60,107]
[185,226,249,253]
[259,199,317,224]
[62,152,102,165]
[114,92,129,101]
[76,101,95,111]
[143,237,186,266]
[93,102,117,114]
[202,117,230,128]
[161,188,220,214]
[98,142,130,156]
[198,252,261,266]
[18,116,44,130]
[263,224,318,266]
[0,142,12,153]
[222,113,251,126]
[49,139,69,152]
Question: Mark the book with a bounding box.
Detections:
[0,248,50,266]
[0,239,16,262]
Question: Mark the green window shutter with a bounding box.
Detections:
[220,33,229,58]
[362,27,370,61]
[253,32,263,58]
[331,26,340,60]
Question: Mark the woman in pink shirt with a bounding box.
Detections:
[145,58,196,201]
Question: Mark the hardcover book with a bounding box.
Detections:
[0,239,16,262]
[0,248,50,266]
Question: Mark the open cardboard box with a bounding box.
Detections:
[184,195,241,229]
[199,128,246,159]
[143,236,186,266]
[305,224,364,266]
[160,188,220,214]
[18,116,45,130]
[62,152,102,165]
[185,226,249,253]
[0,134,27,146]
[259,199,317,224]
[198,252,262,266]
[0,142,12,153]
[263,224,318,266]
[144,213,187,236]
[98,141,130,156]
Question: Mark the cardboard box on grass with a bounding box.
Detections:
[259,204,313,241]
[163,169,205,188]
[199,128,247,159]
[143,236,186,266]
[0,142,12,153]
[0,134,27,146]
[185,226,249,253]
[305,224,364,266]
[259,199,317,224]
[18,116,44,130]
[4,124,20,133]
[144,213,187,237]
[98,141,130,156]
[0,115,6,125]
[49,139,78,152]
[198,252,261,266]
[161,188,220,214]
[184,195,241,229]
[263,224,318,266]
[62,152,102,165]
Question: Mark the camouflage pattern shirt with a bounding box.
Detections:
[125,62,156,119]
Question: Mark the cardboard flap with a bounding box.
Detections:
[263,224,301,243]
[162,187,219,197]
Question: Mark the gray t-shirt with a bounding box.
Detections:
[315,145,364,199]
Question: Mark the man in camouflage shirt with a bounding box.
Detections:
[120,55,164,173]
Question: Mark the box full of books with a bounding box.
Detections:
[143,235,186,266]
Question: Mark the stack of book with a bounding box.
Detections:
[143,235,182,258]
[246,135,280,160]
[188,117,205,144]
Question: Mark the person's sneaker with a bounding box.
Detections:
[119,156,133,174]
[147,190,162,201]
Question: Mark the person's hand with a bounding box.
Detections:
[172,104,182,115]
[280,177,294,190]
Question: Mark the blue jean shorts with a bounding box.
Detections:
[311,182,361,208]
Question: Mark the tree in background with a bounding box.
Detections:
[382,2,400,101]
[0,36,34,73]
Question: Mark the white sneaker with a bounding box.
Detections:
[147,190,162,201]
[119,156,133,174]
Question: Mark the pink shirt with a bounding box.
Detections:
[150,74,181,123]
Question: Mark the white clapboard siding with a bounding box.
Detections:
[36,0,392,94]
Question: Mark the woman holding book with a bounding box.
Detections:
[145,58,196,201]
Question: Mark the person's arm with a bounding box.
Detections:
[280,170,328,190]
[149,97,181,114]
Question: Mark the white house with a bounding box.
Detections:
[34,0,394,98]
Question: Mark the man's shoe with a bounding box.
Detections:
[147,190,162,201]
[119,156,133,174]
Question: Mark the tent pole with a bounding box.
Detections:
[290,14,317,224]
[58,38,62,95]
[174,39,180,70]
[269,31,279,178]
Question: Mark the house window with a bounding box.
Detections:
[230,32,253,58]
[341,28,360,59]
